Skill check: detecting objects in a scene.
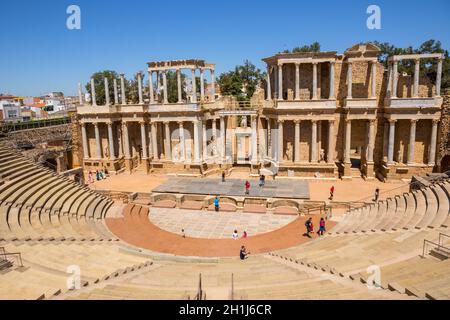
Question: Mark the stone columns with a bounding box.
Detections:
[347,62,352,99]
[122,122,131,159]
[202,121,207,160]
[148,123,153,158]
[413,59,420,98]
[151,122,158,160]
[407,119,417,164]
[178,122,186,161]
[295,63,300,100]
[383,121,389,159]
[210,69,216,101]
[251,116,258,164]
[94,123,101,159]
[344,119,352,164]
[371,62,377,99]
[113,79,119,105]
[392,61,398,98]
[311,120,318,163]
[312,63,318,100]
[266,66,271,101]
[220,117,226,162]
[436,59,443,97]
[140,121,148,159]
[78,83,83,105]
[278,63,283,100]
[191,69,197,102]
[387,120,396,164]
[277,120,284,162]
[267,119,271,158]
[162,71,168,104]
[120,74,126,105]
[104,78,110,105]
[137,72,144,104]
[294,120,300,163]
[428,120,438,166]
[107,122,116,160]
[164,122,171,160]
[200,69,205,102]
[193,120,201,163]
[367,120,376,163]
[149,71,155,104]
[329,62,335,99]
[177,69,182,103]
[81,123,89,159]
[90,78,97,106]
[212,119,217,144]
[327,120,335,163]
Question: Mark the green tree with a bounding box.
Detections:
[281,42,321,54]
[85,70,119,105]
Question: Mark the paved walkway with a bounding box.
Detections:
[106,204,336,257]
[149,208,296,239]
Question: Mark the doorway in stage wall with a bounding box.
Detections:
[234,130,252,165]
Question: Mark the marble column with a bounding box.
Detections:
[151,122,158,160]
[202,121,207,160]
[113,79,119,105]
[387,120,396,164]
[329,62,335,99]
[212,119,217,156]
[191,69,197,102]
[277,120,284,162]
[107,122,115,160]
[137,72,144,105]
[312,63,318,100]
[140,121,148,159]
[193,120,201,163]
[162,71,168,104]
[295,63,300,100]
[294,120,301,163]
[428,120,438,166]
[311,120,318,162]
[122,122,131,159]
[371,62,377,99]
[220,117,226,162]
[327,120,335,163]
[178,122,186,161]
[118,125,123,158]
[177,69,182,103]
[392,61,398,98]
[94,123,101,159]
[278,63,283,100]
[266,66,271,101]
[200,69,205,102]
[78,83,83,105]
[267,119,271,158]
[317,121,322,161]
[104,77,110,105]
[90,78,97,106]
[210,69,216,101]
[436,59,443,97]
[367,120,375,163]
[120,74,126,105]
[344,119,352,164]
[81,123,89,159]
[149,71,155,104]
[164,122,171,160]
[347,62,352,99]
[413,60,420,98]
[251,116,258,163]
[383,121,389,159]
[407,119,417,164]
[147,123,153,158]
[274,65,278,99]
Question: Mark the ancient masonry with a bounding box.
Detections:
[438,92,450,172]
[75,44,446,180]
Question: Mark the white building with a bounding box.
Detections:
[0,95,22,122]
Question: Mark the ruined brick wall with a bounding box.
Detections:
[70,115,83,168]
[438,93,450,171]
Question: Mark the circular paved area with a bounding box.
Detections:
[149,208,297,239]
[106,204,336,257]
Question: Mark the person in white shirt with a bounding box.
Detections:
[232,230,239,240]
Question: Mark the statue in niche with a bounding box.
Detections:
[319,149,325,163]
[240,116,247,128]
[104,146,109,159]
[172,143,181,161]
[160,152,165,160]
[397,149,403,164]
[284,142,293,161]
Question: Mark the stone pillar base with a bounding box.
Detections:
[124,158,133,173]
[342,162,352,180]
[364,162,375,180]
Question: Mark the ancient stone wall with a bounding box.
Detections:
[438,93,450,171]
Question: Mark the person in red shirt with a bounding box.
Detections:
[329,185,335,200]
[245,180,250,195]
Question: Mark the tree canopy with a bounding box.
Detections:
[217,60,265,101]
[281,42,321,54]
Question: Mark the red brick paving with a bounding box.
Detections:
[106,204,336,257]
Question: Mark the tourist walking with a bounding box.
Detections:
[214,196,220,212]
[88,171,93,184]
[245,180,250,195]
[259,175,265,187]
[329,185,335,200]
[242,230,248,238]
[317,217,326,236]
[239,246,250,260]
[305,217,313,238]
[222,171,226,182]
[95,170,100,181]
[232,230,239,240]
[373,188,380,202]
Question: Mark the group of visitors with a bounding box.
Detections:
[88,168,109,184]
[304,217,327,238]
[232,230,248,240]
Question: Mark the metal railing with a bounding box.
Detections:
[422,239,450,258]
[0,117,71,133]
[438,233,450,247]
[0,247,23,268]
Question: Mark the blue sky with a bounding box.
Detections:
[1,0,449,96]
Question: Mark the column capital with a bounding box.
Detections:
[293,119,301,124]
[163,121,170,125]
[432,119,440,125]
[410,119,418,124]
[345,118,352,123]
[369,119,376,124]
[139,120,146,125]
[311,119,318,124]
[388,119,397,124]
[277,62,283,67]
[80,122,86,127]
[294,62,301,67]
[178,121,184,126]
[93,122,99,127]
[105,121,113,126]
[277,119,284,124]
[312,61,319,65]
